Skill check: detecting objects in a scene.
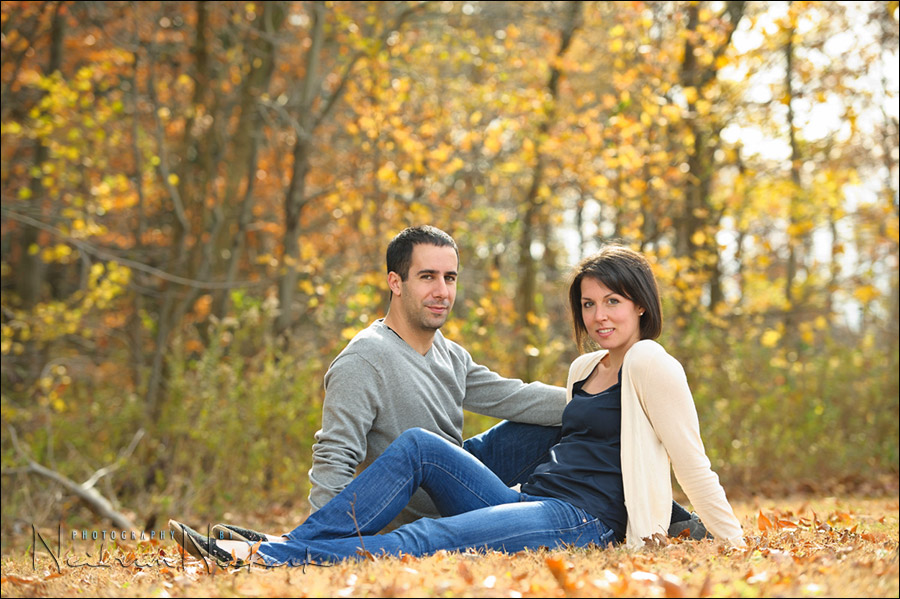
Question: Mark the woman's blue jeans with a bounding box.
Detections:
[257,428,615,565]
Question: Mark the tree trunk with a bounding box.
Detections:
[16,1,65,310]
[676,1,746,315]
[516,0,582,381]
[276,1,326,341]
[784,7,802,339]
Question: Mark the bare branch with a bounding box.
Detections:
[1,206,271,290]
[5,425,139,531]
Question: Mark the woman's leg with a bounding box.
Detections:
[259,496,615,566]
[286,428,521,541]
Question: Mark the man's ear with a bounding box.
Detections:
[387,271,403,296]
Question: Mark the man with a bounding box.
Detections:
[308,226,704,536]
[309,226,565,528]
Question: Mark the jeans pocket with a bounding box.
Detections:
[593,517,617,548]
[567,506,617,548]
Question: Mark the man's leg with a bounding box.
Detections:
[466,420,707,535]
[463,421,561,487]
[668,507,712,539]
[671,502,691,523]
[284,428,521,541]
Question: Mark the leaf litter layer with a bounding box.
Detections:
[2,495,897,598]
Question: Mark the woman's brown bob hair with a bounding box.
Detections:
[568,245,663,352]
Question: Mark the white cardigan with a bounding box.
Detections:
[565,340,745,548]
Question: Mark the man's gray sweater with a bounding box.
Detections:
[308,319,566,528]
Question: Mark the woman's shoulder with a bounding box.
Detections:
[567,350,606,380]
[570,350,606,369]
[625,339,666,359]
[623,340,684,375]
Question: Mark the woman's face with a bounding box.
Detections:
[580,277,643,355]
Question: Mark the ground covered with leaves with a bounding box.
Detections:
[2,495,897,598]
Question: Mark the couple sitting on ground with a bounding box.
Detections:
[170,226,744,566]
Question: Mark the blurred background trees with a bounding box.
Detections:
[2,0,897,536]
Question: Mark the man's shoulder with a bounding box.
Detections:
[336,321,394,355]
[324,323,399,392]
[432,329,469,355]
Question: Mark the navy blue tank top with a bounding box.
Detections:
[520,370,627,542]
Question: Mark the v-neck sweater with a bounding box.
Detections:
[309,320,567,521]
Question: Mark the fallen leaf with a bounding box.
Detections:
[697,574,712,597]
[546,555,574,591]
[660,572,686,598]
[457,561,474,584]
[758,510,774,532]
[2,575,40,585]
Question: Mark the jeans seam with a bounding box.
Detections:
[357,431,431,531]
[421,459,509,509]
[356,471,417,532]
[441,519,599,553]
[508,452,550,484]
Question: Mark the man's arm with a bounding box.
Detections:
[307,353,381,512]
[462,352,566,426]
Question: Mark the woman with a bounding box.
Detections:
[171,245,744,566]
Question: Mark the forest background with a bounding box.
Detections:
[1,0,897,546]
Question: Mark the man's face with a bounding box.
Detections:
[393,244,459,332]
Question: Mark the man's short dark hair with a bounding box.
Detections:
[386,226,459,281]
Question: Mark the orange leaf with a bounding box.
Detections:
[354,548,375,561]
[2,575,40,585]
[661,573,686,598]
[457,561,474,584]
[757,510,774,532]
[546,555,574,591]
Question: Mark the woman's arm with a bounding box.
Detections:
[626,341,745,546]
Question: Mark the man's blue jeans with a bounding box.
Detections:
[463,420,562,487]
[258,428,615,565]
[464,421,692,525]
